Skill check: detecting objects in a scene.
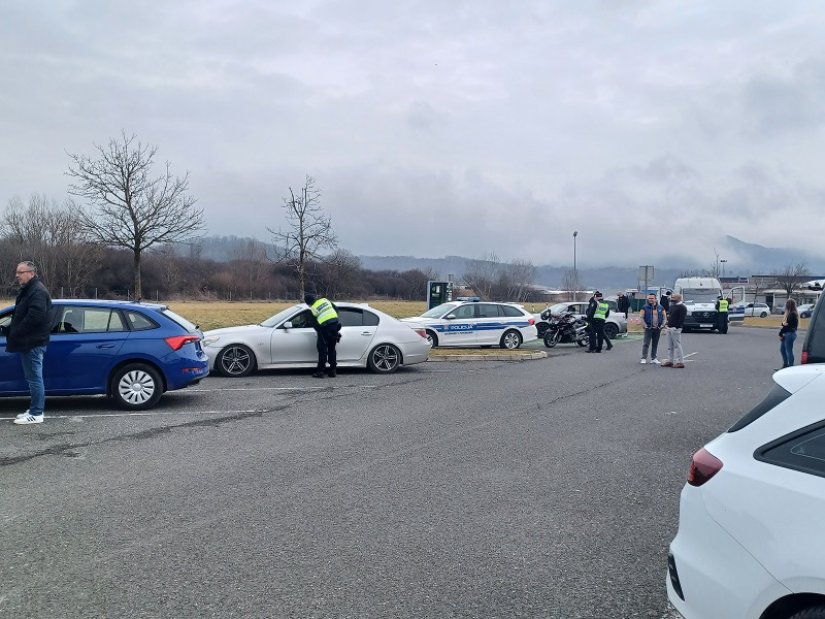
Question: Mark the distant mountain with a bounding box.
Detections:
[167,235,825,291]
[719,235,825,273]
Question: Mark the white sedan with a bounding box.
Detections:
[402,301,537,349]
[534,301,628,340]
[203,303,431,376]
[667,364,825,619]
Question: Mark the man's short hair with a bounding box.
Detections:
[18,260,37,273]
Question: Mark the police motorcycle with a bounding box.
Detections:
[541,311,589,348]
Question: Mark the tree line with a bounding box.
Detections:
[2,131,536,303]
[0,201,434,300]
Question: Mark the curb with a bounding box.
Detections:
[428,351,548,362]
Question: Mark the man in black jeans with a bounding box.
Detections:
[304,292,341,378]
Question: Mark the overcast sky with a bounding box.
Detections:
[2,0,824,268]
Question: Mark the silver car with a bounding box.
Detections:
[203,303,431,376]
[534,301,628,340]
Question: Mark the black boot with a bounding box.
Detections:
[312,371,326,378]
[327,369,337,378]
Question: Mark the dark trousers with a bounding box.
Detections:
[316,322,340,371]
[718,313,728,334]
[592,319,612,351]
[587,320,597,350]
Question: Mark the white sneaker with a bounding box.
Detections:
[651,358,661,365]
[16,409,30,419]
[640,358,647,364]
[13,414,44,425]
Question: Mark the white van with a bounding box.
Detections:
[671,277,723,331]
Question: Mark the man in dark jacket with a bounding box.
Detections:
[7,261,53,424]
[660,290,672,312]
[585,292,598,352]
[304,292,341,378]
[617,292,630,318]
[662,293,687,368]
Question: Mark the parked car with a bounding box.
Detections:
[802,295,825,364]
[534,301,627,340]
[204,302,430,376]
[798,303,815,319]
[667,364,825,618]
[0,300,208,410]
[402,301,537,349]
[741,302,771,318]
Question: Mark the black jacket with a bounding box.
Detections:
[779,312,799,335]
[5,276,53,353]
[617,296,630,313]
[586,297,598,320]
[667,302,687,329]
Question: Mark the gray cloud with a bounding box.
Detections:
[2,0,825,269]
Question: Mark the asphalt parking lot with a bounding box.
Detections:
[0,325,790,618]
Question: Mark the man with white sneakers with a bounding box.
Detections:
[7,261,53,425]
[639,293,666,365]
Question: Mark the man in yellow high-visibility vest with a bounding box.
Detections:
[304,292,341,378]
[715,295,729,334]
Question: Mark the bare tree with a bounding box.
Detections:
[561,268,579,301]
[318,249,362,299]
[463,253,536,301]
[1,194,102,296]
[496,259,536,302]
[462,253,500,300]
[268,176,336,298]
[66,132,205,298]
[773,263,809,298]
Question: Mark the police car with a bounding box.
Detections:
[402,301,538,349]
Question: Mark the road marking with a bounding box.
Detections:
[1,409,261,421]
[187,385,376,392]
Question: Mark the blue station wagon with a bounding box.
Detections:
[0,300,209,410]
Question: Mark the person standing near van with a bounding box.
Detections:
[640,294,666,365]
[7,261,53,425]
[617,292,630,319]
[660,290,672,313]
[778,299,799,369]
[662,293,686,368]
[715,295,729,334]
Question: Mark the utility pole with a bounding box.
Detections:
[573,230,578,301]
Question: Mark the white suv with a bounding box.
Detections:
[667,365,825,619]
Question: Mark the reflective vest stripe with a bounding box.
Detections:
[594,302,609,320]
[311,298,338,325]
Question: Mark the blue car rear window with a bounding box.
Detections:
[126,310,159,331]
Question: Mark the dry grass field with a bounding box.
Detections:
[168,300,429,331]
[0,298,809,333]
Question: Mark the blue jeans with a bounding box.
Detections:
[780,331,797,368]
[20,346,46,416]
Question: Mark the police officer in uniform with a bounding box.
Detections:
[591,292,613,352]
[715,295,729,334]
[304,292,341,378]
[585,293,598,352]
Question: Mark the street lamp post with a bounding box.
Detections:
[720,259,727,278]
[573,231,578,301]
